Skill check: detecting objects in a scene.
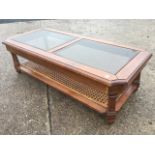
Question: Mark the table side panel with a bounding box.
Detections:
[22,61,109,108]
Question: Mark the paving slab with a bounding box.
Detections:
[0,22,50,134]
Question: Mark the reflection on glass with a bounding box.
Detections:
[56,39,138,74]
[13,30,75,51]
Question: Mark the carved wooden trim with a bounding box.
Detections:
[106,87,119,124]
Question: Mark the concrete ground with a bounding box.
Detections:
[0,20,154,134]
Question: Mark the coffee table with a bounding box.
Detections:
[3,28,152,124]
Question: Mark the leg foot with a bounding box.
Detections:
[106,111,116,124]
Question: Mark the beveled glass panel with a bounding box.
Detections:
[56,39,138,74]
[13,30,75,51]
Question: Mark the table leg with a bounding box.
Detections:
[11,53,21,73]
[106,87,119,124]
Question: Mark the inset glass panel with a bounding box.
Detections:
[56,39,138,74]
[13,30,75,51]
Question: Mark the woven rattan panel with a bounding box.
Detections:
[23,61,108,107]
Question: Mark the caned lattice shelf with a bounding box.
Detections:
[22,61,109,108]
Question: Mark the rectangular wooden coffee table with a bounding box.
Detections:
[3,28,152,124]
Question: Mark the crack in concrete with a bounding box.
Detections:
[46,85,52,134]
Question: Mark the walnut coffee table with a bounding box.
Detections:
[3,29,152,124]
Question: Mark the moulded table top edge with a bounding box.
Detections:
[3,28,152,86]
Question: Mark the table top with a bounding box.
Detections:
[3,28,152,85]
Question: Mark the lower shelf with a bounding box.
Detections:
[20,61,108,113]
[19,61,137,114]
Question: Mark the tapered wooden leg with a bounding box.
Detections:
[106,87,119,124]
[11,53,21,73]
